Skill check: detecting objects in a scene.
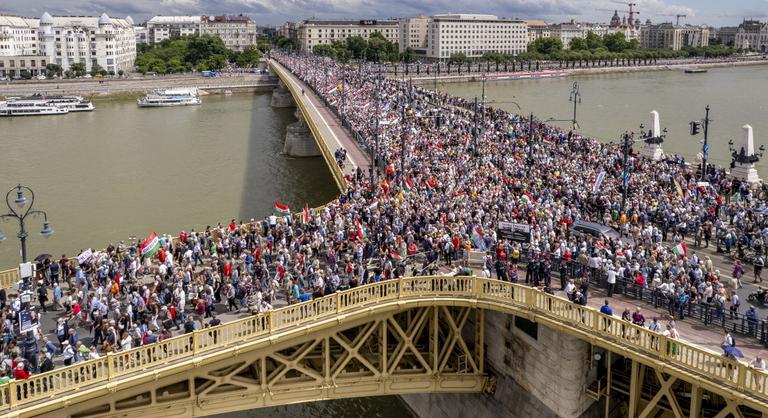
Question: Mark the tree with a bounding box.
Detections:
[184,35,228,68]
[274,36,296,49]
[570,37,588,51]
[90,63,107,77]
[585,31,604,50]
[528,37,563,55]
[366,32,390,62]
[346,36,368,59]
[236,45,262,67]
[118,69,125,77]
[448,52,469,64]
[19,70,32,80]
[45,63,63,78]
[603,32,629,53]
[312,44,336,58]
[70,62,87,77]
[400,47,414,63]
[201,54,227,71]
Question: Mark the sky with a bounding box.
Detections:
[1,0,766,27]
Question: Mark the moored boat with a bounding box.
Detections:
[0,100,69,116]
[7,94,95,112]
[137,88,202,107]
[684,68,708,74]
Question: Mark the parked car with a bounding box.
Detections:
[569,220,635,247]
[36,74,46,80]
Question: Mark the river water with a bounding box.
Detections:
[0,93,337,267]
[438,64,768,175]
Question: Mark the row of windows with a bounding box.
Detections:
[0,59,45,67]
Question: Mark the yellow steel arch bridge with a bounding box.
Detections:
[0,277,765,418]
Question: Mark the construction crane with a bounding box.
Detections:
[657,14,687,25]
[610,1,639,28]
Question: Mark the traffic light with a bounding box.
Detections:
[690,121,701,136]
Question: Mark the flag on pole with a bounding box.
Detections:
[302,204,310,223]
[520,192,533,205]
[389,250,402,261]
[366,200,379,211]
[140,232,161,258]
[355,219,367,240]
[274,202,290,216]
[671,242,687,257]
[326,86,338,94]
[472,225,487,251]
[404,178,414,192]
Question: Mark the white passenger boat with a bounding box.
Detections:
[6,94,94,112]
[0,100,69,116]
[137,88,202,107]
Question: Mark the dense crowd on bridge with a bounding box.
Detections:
[2,52,768,384]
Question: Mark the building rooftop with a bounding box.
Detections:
[302,19,398,26]
[525,19,548,27]
[146,15,202,24]
[202,14,253,23]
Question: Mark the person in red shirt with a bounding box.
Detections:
[229,219,237,232]
[14,364,29,380]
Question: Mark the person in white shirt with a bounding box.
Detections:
[749,356,766,390]
[606,265,617,297]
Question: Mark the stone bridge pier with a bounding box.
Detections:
[271,79,321,157]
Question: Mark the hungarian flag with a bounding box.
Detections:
[140,232,161,258]
[274,202,290,216]
[302,204,310,223]
[672,242,687,257]
[355,219,367,240]
[425,178,436,190]
[367,200,379,211]
[520,192,533,205]
[390,250,402,261]
[404,178,414,192]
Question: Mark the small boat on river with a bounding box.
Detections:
[137,88,201,107]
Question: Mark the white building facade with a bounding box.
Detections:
[398,15,430,52]
[145,16,201,44]
[200,15,257,52]
[297,19,399,52]
[38,13,136,74]
[427,14,527,60]
[0,15,46,77]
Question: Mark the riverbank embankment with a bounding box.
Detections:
[0,73,278,98]
[407,58,768,85]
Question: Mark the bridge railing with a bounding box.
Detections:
[1,276,767,412]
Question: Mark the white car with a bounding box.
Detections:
[36,75,46,80]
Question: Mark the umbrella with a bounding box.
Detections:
[721,345,744,358]
[34,253,53,262]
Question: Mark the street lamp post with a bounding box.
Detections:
[619,131,635,219]
[569,81,582,130]
[0,184,54,263]
[689,105,711,181]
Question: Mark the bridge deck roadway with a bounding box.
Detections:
[270,59,371,182]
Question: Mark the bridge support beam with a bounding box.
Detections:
[283,108,321,157]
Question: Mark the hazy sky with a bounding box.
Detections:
[2,0,766,27]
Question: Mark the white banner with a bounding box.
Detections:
[77,249,93,265]
[592,171,606,194]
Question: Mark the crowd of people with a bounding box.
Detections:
[1,51,767,385]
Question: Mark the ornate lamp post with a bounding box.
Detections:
[0,184,54,263]
[568,81,582,129]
